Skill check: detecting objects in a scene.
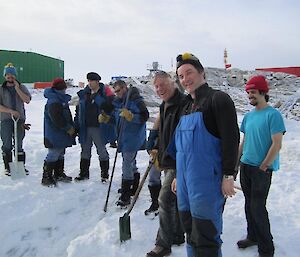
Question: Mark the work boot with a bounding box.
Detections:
[75,159,90,181]
[131,172,140,196]
[17,152,29,175]
[144,184,161,216]
[54,159,72,182]
[116,179,133,207]
[2,152,12,176]
[172,235,185,246]
[41,161,57,187]
[237,238,258,249]
[100,160,109,183]
[146,245,171,257]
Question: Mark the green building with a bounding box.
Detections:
[0,50,64,83]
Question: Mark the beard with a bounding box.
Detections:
[249,97,258,106]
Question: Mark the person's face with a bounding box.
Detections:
[114,85,126,99]
[177,64,205,95]
[153,76,175,102]
[5,73,16,83]
[88,80,99,91]
[246,89,265,106]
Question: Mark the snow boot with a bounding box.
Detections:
[144,184,161,216]
[75,159,90,181]
[41,161,57,187]
[3,152,12,176]
[100,160,109,183]
[54,159,72,182]
[116,179,133,208]
[131,172,140,196]
[172,235,185,246]
[237,238,258,249]
[146,246,171,257]
[18,152,29,175]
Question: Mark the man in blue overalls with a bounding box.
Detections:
[173,53,240,257]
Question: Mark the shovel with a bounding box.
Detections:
[119,154,156,242]
[9,115,26,180]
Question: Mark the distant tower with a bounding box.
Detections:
[224,48,231,69]
[147,61,162,77]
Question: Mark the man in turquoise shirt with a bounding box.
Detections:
[237,75,286,257]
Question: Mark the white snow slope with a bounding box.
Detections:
[0,88,299,257]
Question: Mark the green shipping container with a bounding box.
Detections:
[0,50,64,84]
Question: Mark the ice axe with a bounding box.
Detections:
[119,154,156,242]
[9,114,26,180]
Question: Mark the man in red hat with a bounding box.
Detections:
[237,75,286,257]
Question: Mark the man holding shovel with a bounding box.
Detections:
[146,71,186,257]
[110,80,149,208]
[0,63,31,176]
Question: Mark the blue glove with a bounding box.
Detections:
[146,130,159,151]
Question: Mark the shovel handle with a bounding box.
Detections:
[11,114,20,123]
[11,114,20,161]
[125,154,157,216]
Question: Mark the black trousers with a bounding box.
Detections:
[240,163,275,255]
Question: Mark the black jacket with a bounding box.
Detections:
[181,83,240,176]
[158,88,186,169]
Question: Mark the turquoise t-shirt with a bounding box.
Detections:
[240,106,286,171]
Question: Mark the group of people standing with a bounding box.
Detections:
[144,53,285,257]
[42,72,149,208]
[0,52,286,257]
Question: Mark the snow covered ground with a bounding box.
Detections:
[0,88,299,257]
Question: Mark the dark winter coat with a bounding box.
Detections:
[158,88,186,169]
[0,81,31,122]
[44,88,76,148]
[112,87,149,152]
[74,84,116,144]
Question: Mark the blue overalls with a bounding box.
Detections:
[175,111,225,257]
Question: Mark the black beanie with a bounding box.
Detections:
[87,72,101,81]
[176,53,204,72]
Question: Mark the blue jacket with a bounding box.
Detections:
[112,87,149,152]
[74,85,116,144]
[44,88,76,148]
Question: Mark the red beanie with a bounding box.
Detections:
[52,78,67,90]
[245,75,269,93]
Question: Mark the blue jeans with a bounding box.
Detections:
[121,151,138,180]
[0,119,25,154]
[148,164,161,186]
[45,148,65,162]
[80,127,109,161]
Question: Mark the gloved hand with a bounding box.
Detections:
[149,149,160,170]
[146,130,158,151]
[119,108,134,122]
[67,127,76,136]
[23,123,31,130]
[98,112,111,123]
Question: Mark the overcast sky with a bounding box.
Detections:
[1,0,299,83]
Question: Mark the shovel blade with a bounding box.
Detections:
[119,213,131,242]
[9,161,26,180]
